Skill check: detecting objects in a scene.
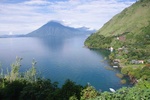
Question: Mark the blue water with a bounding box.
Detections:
[0,36,128,91]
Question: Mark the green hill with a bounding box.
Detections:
[85,0,150,85]
[85,0,150,45]
[85,0,150,59]
[95,0,150,37]
[85,0,150,40]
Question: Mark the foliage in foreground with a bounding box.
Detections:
[93,81,150,100]
[0,58,150,100]
[0,57,83,100]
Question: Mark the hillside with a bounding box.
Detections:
[96,0,150,37]
[85,0,150,57]
[27,21,94,37]
[85,0,150,85]
[85,0,150,45]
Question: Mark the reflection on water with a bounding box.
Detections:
[39,36,65,51]
[0,36,129,91]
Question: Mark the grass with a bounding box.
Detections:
[96,0,150,37]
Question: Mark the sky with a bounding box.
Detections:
[0,0,136,35]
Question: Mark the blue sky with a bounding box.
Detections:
[0,0,136,35]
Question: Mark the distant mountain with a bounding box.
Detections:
[27,21,95,37]
[0,35,25,38]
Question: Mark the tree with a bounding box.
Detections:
[0,80,27,100]
[5,57,22,82]
[60,79,83,100]
[24,59,37,82]
[81,85,99,100]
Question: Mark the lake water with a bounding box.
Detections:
[0,36,129,91]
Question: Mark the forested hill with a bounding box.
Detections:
[85,0,150,89]
[85,0,150,60]
[85,0,150,48]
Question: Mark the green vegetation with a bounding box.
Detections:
[121,64,150,82]
[0,57,83,100]
[84,34,112,49]
[81,86,99,100]
[85,0,150,83]
[95,0,150,37]
[85,0,150,52]
[84,0,150,99]
[93,81,150,100]
[85,21,150,60]
[1,1,150,99]
[0,58,150,99]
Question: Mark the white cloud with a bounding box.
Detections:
[0,0,136,35]
[24,0,51,6]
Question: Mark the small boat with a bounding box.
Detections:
[109,88,116,92]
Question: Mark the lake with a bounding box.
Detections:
[0,36,129,91]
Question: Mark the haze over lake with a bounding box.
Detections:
[0,36,129,91]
